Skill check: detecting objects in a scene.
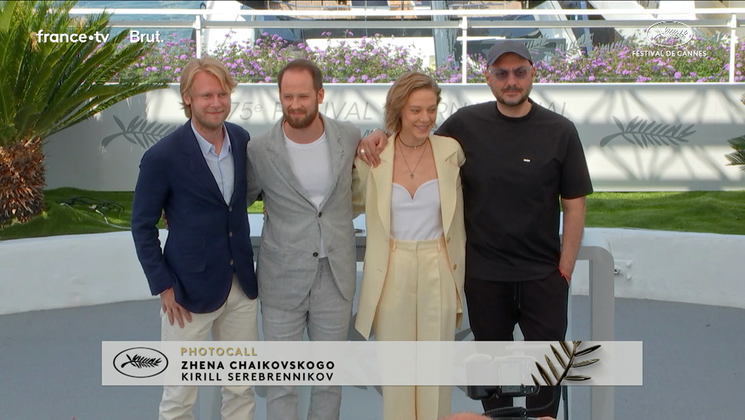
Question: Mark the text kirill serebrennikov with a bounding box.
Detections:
[179,346,335,382]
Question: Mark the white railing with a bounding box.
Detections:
[67,6,745,83]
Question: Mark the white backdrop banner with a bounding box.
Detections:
[45,83,745,191]
[102,340,643,387]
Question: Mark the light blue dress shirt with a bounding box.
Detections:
[191,123,235,205]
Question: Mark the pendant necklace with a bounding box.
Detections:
[398,135,429,179]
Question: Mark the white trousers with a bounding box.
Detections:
[159,277,259,420]
[373,237,459,420]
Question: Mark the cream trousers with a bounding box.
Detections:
[159,277,259,420]
[373,237,459,420]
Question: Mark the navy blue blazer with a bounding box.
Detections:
[131,121,258,313]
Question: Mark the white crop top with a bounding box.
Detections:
[390,179,444,240]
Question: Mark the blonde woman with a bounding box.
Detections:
[352,72,466,420]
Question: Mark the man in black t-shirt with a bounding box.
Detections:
[357,40,592,418]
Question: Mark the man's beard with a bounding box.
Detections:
[193,109,227,130]
[496,88,531,107]
[284,105,318,129]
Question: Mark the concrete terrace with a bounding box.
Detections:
[1,295,743,420]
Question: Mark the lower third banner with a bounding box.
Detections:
[102,341,643,387]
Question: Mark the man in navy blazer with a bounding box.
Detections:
[132,57,259,420]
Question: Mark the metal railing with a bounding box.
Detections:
[70,6,745,83]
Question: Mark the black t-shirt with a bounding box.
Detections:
[436,99,593,282]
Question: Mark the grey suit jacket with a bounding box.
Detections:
[247,115,361,309]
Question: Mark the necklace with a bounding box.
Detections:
[397,135,429,179]
[397,134,428,149]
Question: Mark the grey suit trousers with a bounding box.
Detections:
[261,258,353,420]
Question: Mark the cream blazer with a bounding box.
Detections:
[352,133,467,340]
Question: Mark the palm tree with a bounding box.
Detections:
[725,95,745,171]
[0,0,166,225]
[725,136,745,171]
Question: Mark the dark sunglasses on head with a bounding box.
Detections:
[487,66,532,81]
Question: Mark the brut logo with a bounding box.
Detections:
[647,21,694,47]
[114,347,169,378]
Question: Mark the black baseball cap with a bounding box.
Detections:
[486,40,533,66]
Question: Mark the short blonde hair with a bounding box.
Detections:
[384,72,442,134]
[179,56,237,118]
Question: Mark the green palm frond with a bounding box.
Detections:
[723,95,745,170]
[725,135,745,170]
[0,0,167,147]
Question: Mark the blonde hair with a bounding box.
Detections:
[384,72,442,134]
[179,56,237,118]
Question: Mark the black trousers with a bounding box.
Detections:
[465,270,569,418]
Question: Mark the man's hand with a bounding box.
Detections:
[160,288,192,328]
[357,129,389,167]
[559,263,573,285]
[559,195,587,285]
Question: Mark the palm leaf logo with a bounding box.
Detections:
[533,341,600,386]
[600,116,696,147]
[101,115,178,149]
[120,353,162,369]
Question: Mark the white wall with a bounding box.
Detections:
[0,231,157,315]
[43,83,745,192]
[1,228,743,315]
[570,228,745,309]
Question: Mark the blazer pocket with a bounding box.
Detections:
[257,242,283,267]
[179,238,206,252]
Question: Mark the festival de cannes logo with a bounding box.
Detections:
[632,21,703,58]
[646,21,694,47]
[113,347,169,378]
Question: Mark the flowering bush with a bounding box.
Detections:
[212,32,293,83]
[120,31,424,84]
[426,54,487,83]
[533,36,744,83]
[119,32,745,84]
[319,31,425,83]
[118,33,196,83]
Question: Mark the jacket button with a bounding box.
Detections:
[318,212,323,217]
[447,237,451,243]
[230,259,234,266]
[229,232,233,237]
[453,264,457,270]
[229,206,233,211]
[313,252,319,257]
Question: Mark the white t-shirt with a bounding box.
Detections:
[284,130,333,257]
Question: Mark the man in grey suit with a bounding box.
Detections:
[246,59,361,420]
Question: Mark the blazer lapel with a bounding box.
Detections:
[181,121,226,205]
[371,135,396,237]
[225,124,244,206]
[431,136,460,237]
[318,115,344,210]
[265,119,315,207]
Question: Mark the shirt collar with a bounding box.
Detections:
[191,121,231,156]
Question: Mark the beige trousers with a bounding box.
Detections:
[373,237,459,420]
[159,277,259,420]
